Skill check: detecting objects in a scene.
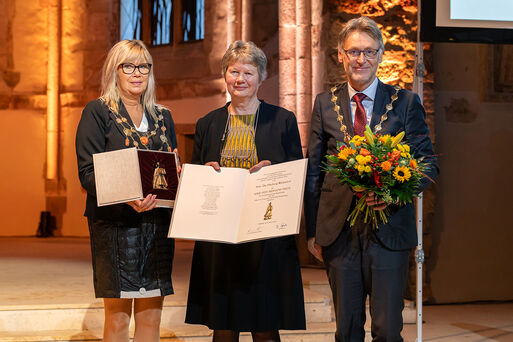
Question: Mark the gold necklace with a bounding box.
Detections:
[330,84,400,142]
[109,105,171,151]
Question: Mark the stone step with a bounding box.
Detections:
[0,322,338,342]
[0,294,417,336]
[0,288,332,333]
[0,297,416,341]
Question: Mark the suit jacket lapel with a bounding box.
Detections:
[214,104,230,161]
[145,110,162,148]
[254,101,268,161]
[108,101,131,138]
[370,80,387,131]
[337,84,354,138]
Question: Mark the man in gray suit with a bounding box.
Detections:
[304,16,438,342]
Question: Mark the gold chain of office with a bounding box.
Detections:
[330,84,401,142]
[109,106,172,152]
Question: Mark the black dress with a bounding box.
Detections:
[185,101,306,331]
[76,99,177,298]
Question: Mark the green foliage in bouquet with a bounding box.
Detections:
[324,125,430,228]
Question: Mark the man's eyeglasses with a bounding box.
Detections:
[343,49,380,59]
[120,63,152,75]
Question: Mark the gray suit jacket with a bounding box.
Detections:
[304,80,438,249]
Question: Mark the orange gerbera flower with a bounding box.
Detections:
[381,160,392,171]
[391,150,401,160]
[359,148,371,156]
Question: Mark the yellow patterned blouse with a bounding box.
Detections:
[220,114,258,169]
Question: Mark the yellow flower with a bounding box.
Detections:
[379,135,392,144]
[356,155,371,165]
[356,164,366,174]
[393,166,411,182]
[400,144,411,158]
[350,136,365,147]
[364,165,372,173]
[338,147,356,161]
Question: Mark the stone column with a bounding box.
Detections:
[278,0,297,114]
[227,0,241,45]
[279,0,319,150]
[280,0,324,266]
[47,0,61,181]
[241,0,252,41]
[295,0,311,151]
[45,0,65,236]
[311,0,324,106]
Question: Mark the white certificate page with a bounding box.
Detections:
[168,159,307,244]
[237,158,307,242]
[168,164,248,243]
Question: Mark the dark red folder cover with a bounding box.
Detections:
[137,150,178,201]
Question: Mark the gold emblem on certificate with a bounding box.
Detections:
[153,162,168,190]
[264,202,273,220]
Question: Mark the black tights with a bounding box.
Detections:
[212,330,281,342]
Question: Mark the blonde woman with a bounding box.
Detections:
[75,40,177,342]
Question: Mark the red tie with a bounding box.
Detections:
[353,93,367,136]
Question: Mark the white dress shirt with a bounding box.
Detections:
[347,77,379,126]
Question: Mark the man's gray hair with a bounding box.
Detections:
[222,40,268,82]
[338,16,384,51]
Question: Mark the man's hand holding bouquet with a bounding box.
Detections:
[324,125,433,228]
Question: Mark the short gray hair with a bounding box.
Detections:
[338,16,384,51]
[222,40,267,82]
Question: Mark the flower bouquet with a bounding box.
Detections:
[324,125,430,228]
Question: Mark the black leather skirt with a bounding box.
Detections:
[87,209,174,298]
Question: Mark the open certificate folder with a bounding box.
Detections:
[168,158,307,243]
[93,148,179,208]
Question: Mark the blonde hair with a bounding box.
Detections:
[222,41,267,82]
[100,40,162,119]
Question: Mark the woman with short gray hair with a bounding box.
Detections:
[185,40,306,342]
